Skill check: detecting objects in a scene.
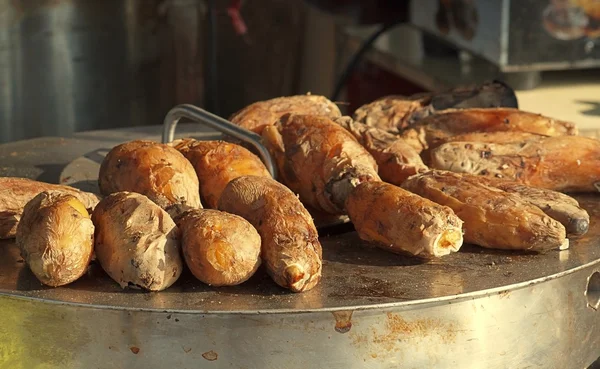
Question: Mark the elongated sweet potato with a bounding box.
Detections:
[435,131,545,146]
[177,209,261,287]
[230,94,341,134]
[470,176,589,237]
[171,139,271,209]
[346,181,463,257]
[333,116,428,185]
[218,176,322,292]
[0,177,100,239]
[402,171,567,251]
[401,108,577,153]
[430,135,600,192]
[92,192,182,291]
[16,192,95,287]
[262,114,381,214]
[99,140,201,210]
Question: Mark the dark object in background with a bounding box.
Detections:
[430,80,518,111]
[302,0,410,25]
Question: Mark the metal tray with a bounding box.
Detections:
[0,126,599,369]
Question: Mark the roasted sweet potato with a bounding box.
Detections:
[402,171,567,251]
[353,81,518,133]
[262,114,381,214]
[177,209,261,287]
[470,176,589,237]
[429,135,600,192]
[346,181,464,257]
[16,192,95,287]
[230,94,341,134]
[0,177,100,239]
[98,140,201,210]
[333,116,428,185]
[92,192,182,291]
[435,131,545,146]
[218,176,322,292]
[171,139,271,208]
[401,108,577,153]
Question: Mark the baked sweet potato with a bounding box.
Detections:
[401,108,577,153]
[435,131,545,146]
[346,181,464,257]
[262,114,380,214]
[0,177,100,239]
[333,116,428,185]
[230,94,341,134]
[177,209,261,286]
[402,171,567,251]
[171,139,271,208]
[16,192,95,287]
[218,176,322,293]
[92,192,182,291]
[429,135,600,192]
[98,140,201,210]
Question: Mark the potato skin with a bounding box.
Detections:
[171,139,271,208]
[262,114,381,214]
[0,177,100,239]
[178,209,261,286]
[346,181,464,257]
[401,108,577,153]
[353,94,429,133]
[230,94,341,134]
[92,192,182,291]
[430,135,600,192]
[98,140,201,210]
[402,171,566,251]
[16,192,94,287]
[334,116,428,185]
[218,176,322,293]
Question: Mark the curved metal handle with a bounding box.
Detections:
[162,104,277,178]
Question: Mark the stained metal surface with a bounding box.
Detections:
[0,125,599,368]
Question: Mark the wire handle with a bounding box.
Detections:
[161,104,277,178]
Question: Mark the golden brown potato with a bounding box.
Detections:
[346,181,464,257]
[429,135,600,193]
[262,114,381,214]
[92,192,182,291]
[402,171,567,251]
[470,176,589,237]
[171,139,271,208]
[401,108,578,153]
[177,209,261,286]
[98,140,201,210]
[333,116,428,185]
[230,94,342,134]
[16,192,94,287]
[218,176,322,293]
[0,177,100,239]
[436,131,545,146]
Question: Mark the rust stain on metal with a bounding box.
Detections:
[498,290,511,299]
[373,313,457,352]
[332,310,354,333]
[182,346,192,353]
[129,346,140,354]
[202,350,218,361]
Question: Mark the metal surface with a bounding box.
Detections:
[161,104,277,178]
[0,0,204,143]
[0,126,599,368]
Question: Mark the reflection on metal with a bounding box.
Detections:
[0,0,204,143]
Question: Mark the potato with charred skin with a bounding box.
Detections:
[333,116,428,185]
[177,209,261,287]
[98,140,201,210]
[218,176,322,293]
[0,177,100,239]
[171,139,271,209]
[346,182,464,257]
[429,135,600,193]
[230,94,342,134]
[402,171,567,251]
[16,192,94,287]
[401,108,577,153]
[92,192,182,291]
[262,114,381,215]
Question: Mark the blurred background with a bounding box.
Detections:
[0,0,599,143]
